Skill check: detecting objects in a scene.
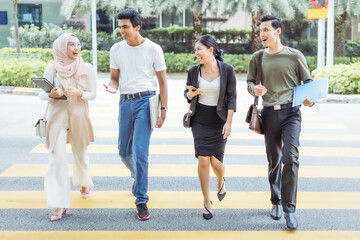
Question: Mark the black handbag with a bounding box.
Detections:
[183,110,192,128]
[245,50,264,135]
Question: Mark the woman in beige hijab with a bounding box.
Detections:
[39,33,96,221]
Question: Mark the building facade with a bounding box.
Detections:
[0,0,63,48]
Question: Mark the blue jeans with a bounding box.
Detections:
[118,94,152,205]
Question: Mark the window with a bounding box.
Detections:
[18,4,42,27]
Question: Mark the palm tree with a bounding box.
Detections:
[61,0,155,19]
[334,0,360,57]
[218,0,308,53]
[154,0,220,48]
[10,0,20,54]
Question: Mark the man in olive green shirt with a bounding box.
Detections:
[247,15,315,230]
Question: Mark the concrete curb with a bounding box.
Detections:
[317,95,360,104]
[0,86,41,96]
[1,85,360,104]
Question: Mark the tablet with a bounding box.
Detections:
[32,78,54,93]
[31,78,67,100]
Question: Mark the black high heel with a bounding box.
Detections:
[217,178,226,201]
[203,201,213,220]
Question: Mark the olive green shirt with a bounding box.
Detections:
[246,46,312,106]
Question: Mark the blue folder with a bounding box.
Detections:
[292,78,329,107]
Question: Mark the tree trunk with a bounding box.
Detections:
[251,11,262,53]
[12,1,20,54]
[192,12,203,49]
[334,11,347,57]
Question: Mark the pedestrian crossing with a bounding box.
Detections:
[0,79,360,239]
[2,191,360,209]
[2,164,360,178]
[29,143,360,157]
[1,231,359,240]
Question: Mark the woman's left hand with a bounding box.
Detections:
[64,86,82,98]
[222,122,232,139]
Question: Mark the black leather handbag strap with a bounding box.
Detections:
[254,50,264,106]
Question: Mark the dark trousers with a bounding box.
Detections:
[261,106,301,213]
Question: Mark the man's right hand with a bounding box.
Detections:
[104,83,117,94]
[254,85,267,96]
[49,87,64,98]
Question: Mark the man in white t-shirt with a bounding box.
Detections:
[104,9,168,221]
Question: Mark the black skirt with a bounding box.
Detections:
[191,102,226,162]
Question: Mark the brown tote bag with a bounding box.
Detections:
[245,50,264,135]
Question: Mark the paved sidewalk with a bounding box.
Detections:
[1,76,360,104]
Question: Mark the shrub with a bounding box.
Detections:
[0,59,47,87]
[164,52,198,72]
[61,20,85,30]
[346,40,360,58]
[1,47,360,90]
[281,38,318,56]
[305,56,316,73]
[8,24,120,51]
[224,54,252,73]
[0,48,110,71]
[312,62,360,94]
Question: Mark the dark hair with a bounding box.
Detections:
[117,9,142,30]
[196,35,224,62]
[260,15,282,29]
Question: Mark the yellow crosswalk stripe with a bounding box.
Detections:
[1,231,360,240]
[91,120,348,129]
[95,130,360,141]
[30,144,360,158]
[2,164,360,178]
[90,112,328,122]
[1,191,360,209]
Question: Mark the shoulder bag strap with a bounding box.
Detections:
[254,50,264,106]
[43,65,57,119]
[43,102,49,119]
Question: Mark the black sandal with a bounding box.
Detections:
[203,201,213,220]
[217,178,226,201]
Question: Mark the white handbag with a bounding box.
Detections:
[35,103,49,138]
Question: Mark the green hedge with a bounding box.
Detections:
[2,47,360,73]
[0,59,47,87]
[1,47,360,91]
[0,48,253,73]
[312,62,360,94]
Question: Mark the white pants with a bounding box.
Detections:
[44,119,94,209]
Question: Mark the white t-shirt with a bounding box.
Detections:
[198,74,220,106]
[110,38,167,94]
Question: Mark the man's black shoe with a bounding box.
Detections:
[136,203,151,221]
[284,212,298,230]
[270,204,282,220]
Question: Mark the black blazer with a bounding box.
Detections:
[184,60,237,122]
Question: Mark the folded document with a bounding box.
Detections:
[292,78,329,107]
[149,94,160,129]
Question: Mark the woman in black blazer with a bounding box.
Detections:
[184,35,237,220]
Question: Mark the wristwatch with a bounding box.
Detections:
[160,106,168,111]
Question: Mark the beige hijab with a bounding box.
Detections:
[52,33,89,91]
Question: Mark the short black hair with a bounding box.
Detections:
[117,9,142,30]
[260,15,282,29]
[196,35,224,62]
